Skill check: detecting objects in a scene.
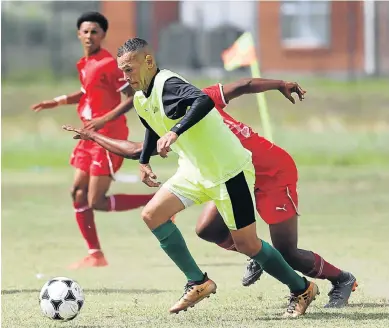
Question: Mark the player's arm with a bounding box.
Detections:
[92,135,143,160]
[31,90,83,112]
[138,117,160,164]
[163,77,215,136]
[84,85,135,130]
[138,117,161,187]
[222,78,306,104]
[156,77,215,156]
[62,125,157,160]
[101,86,134,122]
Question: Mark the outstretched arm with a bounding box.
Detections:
[222,78,306,104]
[31,90,83,112]
[62,125,148,160]
[91,134,144,160]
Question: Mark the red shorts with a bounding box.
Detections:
[70,129,128,177]
[243,135,299,225]
[255,184,299,225]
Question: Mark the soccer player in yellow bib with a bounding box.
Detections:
[116,38,318,317]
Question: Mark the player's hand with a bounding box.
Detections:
[139,163,161,187]
[62,125,95,140]
[278,82,306,104]
[31,100,59,112]
[157,131,178,158]
[84,118,106,131]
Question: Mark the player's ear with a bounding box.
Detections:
[145,55,154,69]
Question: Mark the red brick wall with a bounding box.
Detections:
[150,1,179,51]
[257,1,365,73]
[101,0,137,56]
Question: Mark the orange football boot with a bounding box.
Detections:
[284,279,320,318]
[169,273,217,314]
[68,251,108,269]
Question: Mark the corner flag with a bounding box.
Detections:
[221,32,273,142]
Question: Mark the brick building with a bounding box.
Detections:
[101,0,389,76]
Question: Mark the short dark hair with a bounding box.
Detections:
[117,38,148,57]
[77,12,108,32]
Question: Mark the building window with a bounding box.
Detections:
[280,1,331,48]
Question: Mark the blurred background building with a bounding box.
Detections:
[2,0,389,81]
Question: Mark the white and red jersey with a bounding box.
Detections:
[76,48,129,136]
[203,84,296,187]
[202,83,256,143]
[202,82,274,156]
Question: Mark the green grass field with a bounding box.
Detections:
[2,78,389,327]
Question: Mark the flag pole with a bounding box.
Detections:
[221,32,273,142]
[249,59,273,142]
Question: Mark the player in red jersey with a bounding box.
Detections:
[196,81,357,308]
[63,77,357,308]
[30,12,155,269]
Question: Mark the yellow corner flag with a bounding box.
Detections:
[221,32,273,142]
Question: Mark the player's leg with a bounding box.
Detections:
[69,167,107,268]
[213,164,318,317]
[195,202,236,250]
[195,202,264,286]
[87,147,154,212]
[268,213,357,308]
[155,176,217,313]
[252,183,357,308]
[69,141,106,269]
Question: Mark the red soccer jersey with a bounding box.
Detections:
[202,84,289,185]
[202,83,258,143]
[76,48,129,136]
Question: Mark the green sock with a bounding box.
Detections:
[152,220,204,282]
[252,240,306,293]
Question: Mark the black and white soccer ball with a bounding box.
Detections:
[39,277,84,321]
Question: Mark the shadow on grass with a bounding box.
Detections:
[157,262,243,268]
[1,288,170,295]
[346,302,388,308]
[279,302,389,310]
[259,311,389,322]
[304,311,389,321]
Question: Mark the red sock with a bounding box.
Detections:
[73,202,101,251]
[217,234,237,252]
[308,253,342,281]
[108,194,154,212]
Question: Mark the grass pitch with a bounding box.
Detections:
[2,78,389,327]
[2,166,389,328]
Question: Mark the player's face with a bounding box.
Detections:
[117,51,155,92]
[78,22,105,55]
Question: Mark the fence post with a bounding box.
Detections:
[347,1,357,81]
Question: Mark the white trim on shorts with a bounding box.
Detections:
[106,150,116,180]
[162,186,195,209]
[286,186,299,216]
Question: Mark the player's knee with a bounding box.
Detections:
[195,223,209,240]
[71,187,87,204]
[88,194,106,211]
[141,207,154,223]
[234,239,261,257]
[195,224,228,244]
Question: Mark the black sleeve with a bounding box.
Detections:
[162,77,215,136]
[138,116,159,164]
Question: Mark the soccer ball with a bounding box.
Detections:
[39,277,84,321]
